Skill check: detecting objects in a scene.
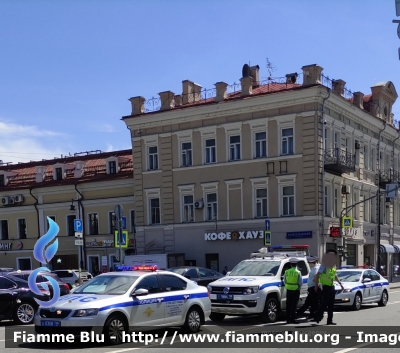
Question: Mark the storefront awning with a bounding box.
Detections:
[393,245,400,253]
[380,244,396,253]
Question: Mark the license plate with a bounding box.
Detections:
[217,294,233,300]
[41,320,61,327]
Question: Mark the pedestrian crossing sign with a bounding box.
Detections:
[342,217,352,229]
[264,231,272,246]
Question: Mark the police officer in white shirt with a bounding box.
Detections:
[297,256,321,320]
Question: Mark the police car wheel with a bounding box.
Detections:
[378,290,388,306]
[209,313,225,322]
[184,307,202,333]
[352,293,362,311]
[13,302,35,325]
[103,315,128,345]
[259,297,278,323]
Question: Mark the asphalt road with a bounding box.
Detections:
[1,289,400,353]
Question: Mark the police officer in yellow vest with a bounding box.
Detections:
[284,258,303,324]
[314,249,344,325]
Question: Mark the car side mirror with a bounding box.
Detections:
[362,278,371,283]
[132,288,149,296]
[281,276,284,281]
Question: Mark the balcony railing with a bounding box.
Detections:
[379,169,400,187]
[324,148,356,174]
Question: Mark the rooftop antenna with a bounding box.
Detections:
[266,57,277,81]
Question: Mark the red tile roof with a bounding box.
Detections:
[0,149,133,191]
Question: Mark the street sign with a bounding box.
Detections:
[264,231,271,246]
[122,216,127,230]
[75,239,83,246]
[386,183,398,198]
[342,217,353,228]
[115,205,123,222]
[114,230,129,248]
[330,227,341,238]
[286,231,312,239]
[74,219,83,232]
[265,220,270,231]
[74,232,83,239]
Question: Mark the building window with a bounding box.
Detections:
[46,216,56,231]
[364,145,369,169]
[18,218,27,239]
[334,188,339,218]
[364,197,370,222]
[205,139,216,164]
[282,186,295,216]
[0,175,4,186]
[254,132,267,158]
[130,210,135,232]
[182,195,194,223]
[181,142,192,167]
[324,186,329,216]
[88,213,99,235]
[281,128,294,155]
[371,148,375,171]
[345,137,351,154]
[371,196,375,223]
[55,167,63,180]
[150,198,160,224]
[109,161,117,174]
[206,193,217,221]
[67,215,76,236]
[0,220,8,240]
[229,135,241,161]
[334,132,339,149]
[148,146,158,170]
[109,212,116,234]
[354,192,359,220]
[255,189,268,218]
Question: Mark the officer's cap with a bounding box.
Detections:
[289,258,298,263]
[307,256,317,263]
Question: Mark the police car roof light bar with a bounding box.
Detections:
[250,251,306,259]
[268,245,309,250]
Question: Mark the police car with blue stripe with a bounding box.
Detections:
[207,249,310,323]
[334,268,389,310]
[34,265,211,344]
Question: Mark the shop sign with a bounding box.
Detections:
[286,231,312,239]
[330,227,361,238]
[101,256,107,266]
[16,242,23,250]
[204,230,264,241]
[86,239,114,247]
[0,242,12,250]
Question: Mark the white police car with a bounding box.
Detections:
[34,265,211,344]
[334,268,389,310]
[207,250,310,323]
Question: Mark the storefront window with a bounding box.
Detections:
[346,244,356,266]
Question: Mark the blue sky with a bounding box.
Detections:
[0,0,399,163]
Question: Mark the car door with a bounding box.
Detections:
[158,274,190,325]
[198,268,218,287]
[296,260,309,307]
[361,270,373,302]
[369,270,383,301]
[279,262,291,310]
[0,288,14,317]
[129,274,165,326]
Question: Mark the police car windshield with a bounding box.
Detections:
[167,268,186,275]
[229,261,280,276]
[336,271,361,282]
[74,275,139,295]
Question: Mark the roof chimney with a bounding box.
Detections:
[36,166,46,183]
[159,91,175,110]
[301,64,323,85]
[74,161,85,178]
[214,82,228,102]
[332,79,346,96]
[174,95,182,107]
[250,65,260,86]
[240,64,253,96]
[129,96,145,115]
[286,73,298,84]
[353,91,364,109]
[182,80,202,104]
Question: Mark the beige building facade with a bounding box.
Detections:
[123,63,400,274]
[0,150,134,273]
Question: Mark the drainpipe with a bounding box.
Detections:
[75,183,86,270]
[29,187,40,240]
[377,121,387,276]
[321,87,331,258]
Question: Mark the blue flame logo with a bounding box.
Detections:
[28,217,61,307]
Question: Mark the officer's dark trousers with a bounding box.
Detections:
[317,285,335,322]
[297,287,319,316]
[286,289,300,322]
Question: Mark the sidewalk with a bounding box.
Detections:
[390,282,400,290]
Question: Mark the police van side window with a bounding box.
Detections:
[135,275,160,294]
[159,275,186,292]
[281,263,291,275]
[297,261,309,276]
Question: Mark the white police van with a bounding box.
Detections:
[207,249,310,322]
[34,265,211,345]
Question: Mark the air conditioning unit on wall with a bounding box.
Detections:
[341,185,350,194]
[194,200,204,209]
[1,196,9,205]
[15,195,24,203]
[9,197,15,205]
